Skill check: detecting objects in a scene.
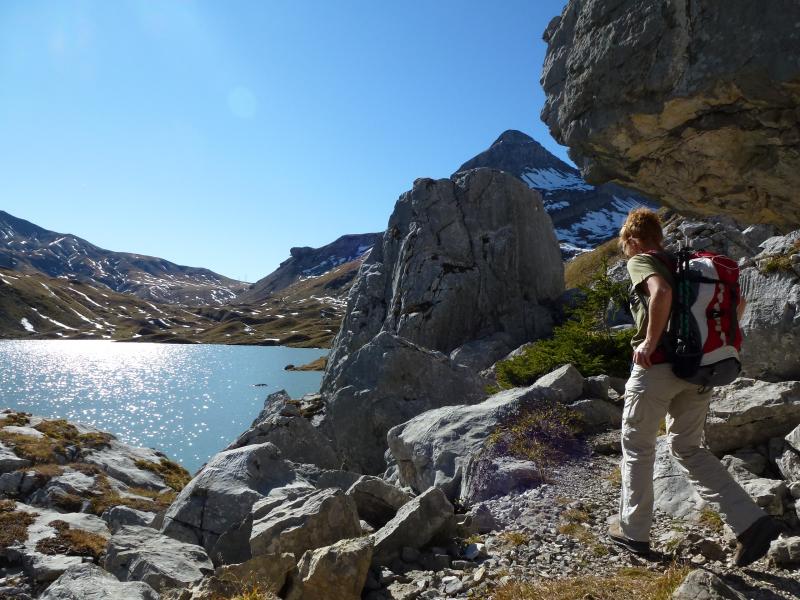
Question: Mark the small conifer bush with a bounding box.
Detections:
[496,260,633,388]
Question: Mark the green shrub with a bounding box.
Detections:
[496,261,633,388]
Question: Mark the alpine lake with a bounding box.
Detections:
[0,340,328,473]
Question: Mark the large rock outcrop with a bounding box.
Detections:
[318,168,564,474]
[160,442,314,561]
[321,332,485,474]
[323,167,564,382]
[387,384,561,504]
[541,0,800,226]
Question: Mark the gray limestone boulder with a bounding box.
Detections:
[104,525,213,593]
[249,487,362,560]
[286,536,374,600]
[787,424,800,452]
[386,384,560,503]
[541,0,800,227]
[28,470,95,510]
[187,553,296,600]
[461,456,542,504]
[323,168,563,386]
[768,536,800,567]
[371,486,454,566]
[776,447,800,484]
[160,442,311,560]
[448,333,518,373]
[39,563,159,600]
[83,439,173,492]
[345,476,413,528]
[534,364,584,403]
[101,506,156,533]
[705,379,800,454]
[739,244,800,381]
[671,569,746,600]
[320,332,486,474]
[568,398,622,433]
[225,397,338,470]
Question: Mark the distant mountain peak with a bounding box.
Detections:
[490,129,536,147]
[455,130,657,253]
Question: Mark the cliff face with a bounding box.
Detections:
[541,0,800,226]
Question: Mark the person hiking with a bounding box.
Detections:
[606,207,782,567]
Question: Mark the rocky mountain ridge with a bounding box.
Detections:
[0,210,248,307]
[236,233,381,306]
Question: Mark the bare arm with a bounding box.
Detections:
[634,274,672,369]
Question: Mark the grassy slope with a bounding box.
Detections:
[0,258,361,350]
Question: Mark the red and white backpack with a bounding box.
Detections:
[650,249,742,388]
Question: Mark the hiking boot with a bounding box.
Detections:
[607,519,650,556]
[733,516,782,567]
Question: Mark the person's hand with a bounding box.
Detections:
[633,340,655,368]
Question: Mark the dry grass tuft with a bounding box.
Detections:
[35,519,107,561]
[482,564,691,600]
[604,467,622,487]
[134,458,191,491]
[499,530,530,547]
[564,238,626,289]
[557,506,607,557]
[225,585,280,600]
[698,508,724,534]
[0,502,37,550]
[88,473,166,515]
[0,411,31,427]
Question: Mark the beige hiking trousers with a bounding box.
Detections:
[619,363,765,542]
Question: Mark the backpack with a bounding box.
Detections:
[647,249,742,388]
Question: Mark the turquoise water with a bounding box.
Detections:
[0,340,327,473]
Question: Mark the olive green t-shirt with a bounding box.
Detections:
[627,253,675,349]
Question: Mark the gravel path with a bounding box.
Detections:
[365,445,800,600]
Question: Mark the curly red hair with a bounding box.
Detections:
[619,208,663,251]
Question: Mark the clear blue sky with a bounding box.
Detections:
[1,0,570,283]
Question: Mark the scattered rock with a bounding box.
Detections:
[249,487,362,560]
[160,442,310,560]
[187,553,295,600]
[372,487,455,566]
[671,568,746,599]
[286,536,374,600]
[38,563,159,600]
[568,398,622,433]
[705,379,800,454]
[101,506,155,533]
[534,364,584,403]
[768,536,800,567]
[104,525,213,592]
[346,476,413,528]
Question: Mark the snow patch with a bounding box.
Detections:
[20,318,35,332]
[521,168,594,192]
